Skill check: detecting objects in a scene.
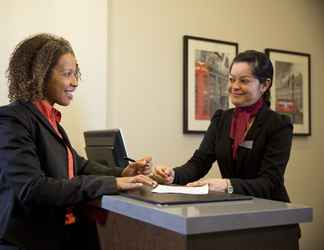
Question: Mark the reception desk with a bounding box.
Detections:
[86,194,312,250]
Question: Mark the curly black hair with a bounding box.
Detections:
[6,33,80,102]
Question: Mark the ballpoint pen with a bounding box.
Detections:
[123,156,136,163]
[123,156,158,186]
[124,157,152,167]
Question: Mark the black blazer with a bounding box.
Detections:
[0,101,123,250]
[174,105,293,202]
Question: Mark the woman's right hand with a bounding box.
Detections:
[116,175,157,191]
[152,165,175,184]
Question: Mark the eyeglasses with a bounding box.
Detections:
[53,68,79,80]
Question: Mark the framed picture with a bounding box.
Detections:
[265,49,311,135]
[183,35,238,133]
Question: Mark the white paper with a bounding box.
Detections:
[151,184,208,195]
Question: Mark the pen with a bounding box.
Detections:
[124,156,152,168]
[124,156,156,186]
[123,156,136,163]
[124,156,152,167]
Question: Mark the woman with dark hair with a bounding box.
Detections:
[0,33,156,250]
[154,50,293,201]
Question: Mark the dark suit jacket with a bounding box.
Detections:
[0,101,123,250]
[174,105,293,202]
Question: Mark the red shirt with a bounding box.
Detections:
[33,100,76,224]
[33,100,74,179]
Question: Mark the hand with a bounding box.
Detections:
[151,165,175,184]
[121,156,152,177]
[186,178,228,192]
[116,175,157,191]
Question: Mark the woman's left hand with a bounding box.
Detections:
[186,178,228,192]
[121,156,153,177]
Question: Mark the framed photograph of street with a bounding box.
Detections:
[183,35,238,133]
[265,49,311,136]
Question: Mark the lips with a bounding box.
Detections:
[231,92,244,97]
[65,90,75,99]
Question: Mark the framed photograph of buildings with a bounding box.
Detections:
[265,49,311,135]
[183,35,238,133]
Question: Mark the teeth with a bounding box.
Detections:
[65,91,74,98]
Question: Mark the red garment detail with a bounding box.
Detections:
[33,100,74,178]
[230,98,264,159]
[33,100,76,224]
[33,100,61,133]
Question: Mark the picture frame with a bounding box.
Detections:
[265,49,311,136]
[183,35,238,134]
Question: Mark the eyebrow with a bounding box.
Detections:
[54,65,76,71]
[229,74,254,78]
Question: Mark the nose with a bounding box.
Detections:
[229,79,240,91]
[70,74,78,87]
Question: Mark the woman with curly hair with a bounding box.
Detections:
[0,33,156,250]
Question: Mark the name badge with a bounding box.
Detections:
[239,140,253,149]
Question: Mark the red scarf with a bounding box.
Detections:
[230,98,264,159]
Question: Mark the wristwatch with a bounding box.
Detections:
[226,179,234,194]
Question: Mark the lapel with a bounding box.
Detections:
[57,124,72,148]
[234,105,270,174]
[20,101,76,175]
[21,101,66,145]
[222,109,236,176]
[57,123,76,170]
[245,104,270,140]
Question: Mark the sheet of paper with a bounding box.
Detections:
[151,184,208,195]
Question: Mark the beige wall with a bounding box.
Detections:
[0,0,323,249]
[108,1,324,249]
[0,0,109,153]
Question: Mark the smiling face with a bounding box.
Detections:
[45,53,78,106]
[228,62,270,107]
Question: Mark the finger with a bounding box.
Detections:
[165,176,173,184]
[144,164,152,170]
[159,168,171,178]
[149,174,166,184]
[123,182,143,190]
[136,166,152,175]
[137,159,153,170]
[135,175,157,187]
[137,156,152,167]
[129,162,141,170]
[187,181,204,187]
[154,168,166,178]
[133,161,145,168]
[142,168,152,176]
[142,156,152,163]
[144,161,153,168]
